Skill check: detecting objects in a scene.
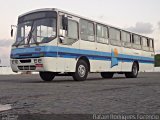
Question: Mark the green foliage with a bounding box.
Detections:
[155,54,160,67]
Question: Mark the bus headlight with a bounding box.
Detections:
[12,60,15,64]
[15,60,18,64]
[12,60,18,64]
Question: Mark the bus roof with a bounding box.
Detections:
[18,8,56,17]
[19,8,154,40]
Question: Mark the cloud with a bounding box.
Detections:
[98,15,105,20]
[155,50,160,54]
[0,39,13,66]
[0,47,11,66]
[0,39,13,47]
[126,22,154,34]
[158,21,160,30]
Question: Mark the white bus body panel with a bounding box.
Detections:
[10,8,155,74]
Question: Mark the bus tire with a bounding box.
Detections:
[39,72,55,81]
[101,72,114,78]
[125,62,138,78]
[72,60,88,81]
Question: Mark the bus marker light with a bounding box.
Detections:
[36,64,43,67]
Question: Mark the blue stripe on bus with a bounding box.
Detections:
[11,46,154,64]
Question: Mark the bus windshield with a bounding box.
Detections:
[14,11,57,46]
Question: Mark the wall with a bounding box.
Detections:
[0,67,19,75]
[154,67,160,72]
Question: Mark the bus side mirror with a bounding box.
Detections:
[11,29,13,37]
[62,15,68,31]
[11,25,17,37]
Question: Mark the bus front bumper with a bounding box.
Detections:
[10,57,57,73]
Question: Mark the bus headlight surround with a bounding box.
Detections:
[12,60,15,64]
[15,60,18,64]
[38,59,42,63]
[12,60,18,64]
[34,59,38,63]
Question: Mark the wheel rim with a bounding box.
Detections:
[78,65,86,77]
[133,65,138,75]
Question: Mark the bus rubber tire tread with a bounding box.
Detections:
[125,62,138,78]
[72,60,88,81]
[39,72,55,81]
[101,72,114,78]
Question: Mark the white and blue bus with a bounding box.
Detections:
[10,8,155,81]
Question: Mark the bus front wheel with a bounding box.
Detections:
[101,72,114,78]
[125,62,138,78]
[72,60,89,81]
[39,72,55,81]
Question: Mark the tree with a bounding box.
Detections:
[155,54,160,67]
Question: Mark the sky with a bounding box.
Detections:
[0,0,160,65]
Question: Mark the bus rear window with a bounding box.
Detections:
[149,39,154,52]
[142,37,150,51]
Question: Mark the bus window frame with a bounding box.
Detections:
[80,19,95,42]
[132,34,142,50]
[96,23,109,45]
[149,39,154,52]
[108,27,122,47]
[141,36,150,51]
[67,19,79,41]
[121,30,132,48]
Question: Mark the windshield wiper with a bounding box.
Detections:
[26,21,39,46]
[26,22,34,45]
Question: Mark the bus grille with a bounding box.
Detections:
[20,59,31,63]
[18,65,36,70]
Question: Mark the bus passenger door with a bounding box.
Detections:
[57,12,80,72]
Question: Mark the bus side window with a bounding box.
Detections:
[109,27,121,46]
[96,24,108,44]
[80,19,95,42]
[132,34,141,50]
[142,37,149,51]
[121,31,131,48]
[67,20,78,40]
[59,15,63,29]
[149,39,154,52]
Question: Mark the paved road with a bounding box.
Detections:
[0,73,160,115]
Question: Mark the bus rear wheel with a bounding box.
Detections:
[101,72,114,78]
[125,62,138,78]
[39,72,55,81]
[72,60,89,81]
